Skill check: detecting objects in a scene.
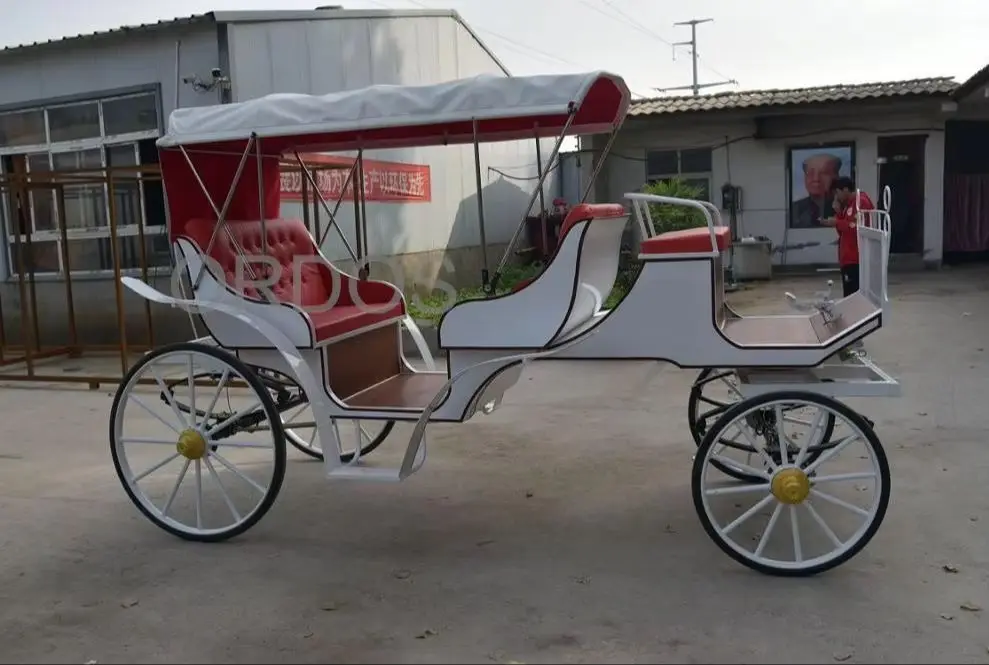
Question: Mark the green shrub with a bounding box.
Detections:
[641,178,708,235]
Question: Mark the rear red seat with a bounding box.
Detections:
[640,226,731,255]
[181,218,404,342]
[510,203,627,293]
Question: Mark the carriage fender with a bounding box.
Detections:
[119,276,343,461]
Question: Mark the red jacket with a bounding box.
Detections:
[835,191,874,266]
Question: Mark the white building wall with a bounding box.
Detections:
[226,14,557,284]
[602,107,947,265]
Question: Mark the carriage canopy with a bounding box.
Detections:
[156,71,631,240]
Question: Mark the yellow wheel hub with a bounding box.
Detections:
[771,467,811,505]
[176,429,207,460]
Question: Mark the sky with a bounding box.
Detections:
[2,0,988,99]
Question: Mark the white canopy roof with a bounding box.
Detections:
[157,71,629,150]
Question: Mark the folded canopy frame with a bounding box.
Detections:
[155,70,632,295]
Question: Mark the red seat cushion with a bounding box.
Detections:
[180,218,404,342]
[309,302,405,341]
[640,226,731,255]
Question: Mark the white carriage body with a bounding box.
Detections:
[111,67,903,576]
[125,68,898,482]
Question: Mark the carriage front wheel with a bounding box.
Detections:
[691,390,890,577]
[110,342,287,542]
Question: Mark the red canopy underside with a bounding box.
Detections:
[163,76,625,241]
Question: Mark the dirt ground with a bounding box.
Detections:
[1,267,988,664]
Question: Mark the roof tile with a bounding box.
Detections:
[630,77,959,116]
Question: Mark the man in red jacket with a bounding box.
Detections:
[820,176,875,297]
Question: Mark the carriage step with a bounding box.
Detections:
[325,465,404,482]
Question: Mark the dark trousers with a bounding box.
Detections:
[840,264,859,298]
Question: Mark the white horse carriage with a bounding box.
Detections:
[110,70,899,576]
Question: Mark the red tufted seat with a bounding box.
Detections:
[180,218,405,343]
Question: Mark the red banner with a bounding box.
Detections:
[280,153,431,203]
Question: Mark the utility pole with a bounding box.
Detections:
[654,18,737,96]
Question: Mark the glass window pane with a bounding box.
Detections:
[0,110,46,147]
[102,95,158,136]
[10,238,60,274]
[26,153,56,232]
[646,150,678,176]
[66,235,167,272]
[680,148,712,173]
[53,149,106,229]
[47,102,101,142]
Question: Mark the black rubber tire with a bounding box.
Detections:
[691,390,891,577]
[109,342,287,543]
[687,368,836,483]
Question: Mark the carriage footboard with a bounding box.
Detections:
[735,353,901,398]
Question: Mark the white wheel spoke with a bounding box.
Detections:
[804,499,843,548]
[812,471,877,485]
[129,395,181,434]
[710,454,769,480]
[775,405,788,465]
[203,369,230,425]
[804,434,859,475]
[722,493,775,535]
[705,482,771,496]
[210,450,268,496]
[121,437,179,446]
[208,440,272,449]
[132,453,181,482]
[737,422,778,472]
[206,400,262,437]
[810,488,870,517]
[789,505,803,563]
[187,354,197,428]
[754,502,783,557]
[149,366,188,430]
[204,456,241,522]
[162,458,191,517]
[795,408,828,467]
[195,459,203,529]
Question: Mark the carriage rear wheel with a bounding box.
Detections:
[692,390,890,577]
[687,368,835,482]
[252,368,395,462]
[110,342,286,542]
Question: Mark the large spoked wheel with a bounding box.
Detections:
[692,391,890,577]
[687,368,836,483]
[253,368,395,463]
[110,342,287,542]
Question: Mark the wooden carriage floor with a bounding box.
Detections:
[343,372,448,410]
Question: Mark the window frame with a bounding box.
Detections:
[645,147,714,202]
[0,91,167,279]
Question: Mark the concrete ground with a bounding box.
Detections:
[1,266,989,664]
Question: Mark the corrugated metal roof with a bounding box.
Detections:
[953,64,989,100]
[629,77,959,116]
[1,13,215,54]
[0,8,462,56]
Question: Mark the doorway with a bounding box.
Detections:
[877,134,926,254]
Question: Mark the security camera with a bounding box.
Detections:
[211,67,223,79]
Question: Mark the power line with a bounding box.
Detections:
[654,18,737,96]
[579,0,736,86]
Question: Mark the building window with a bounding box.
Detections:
[646,147,713,201]
[0,91,168,277]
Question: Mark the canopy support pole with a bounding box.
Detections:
[472,118,490,291]
[533,130,548,258]
[579,122,621,204]
[293,151,359,262]
[357,150,370,279]
[487,109,576,295]
[178,136,259,293]
[256,137,267,257]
